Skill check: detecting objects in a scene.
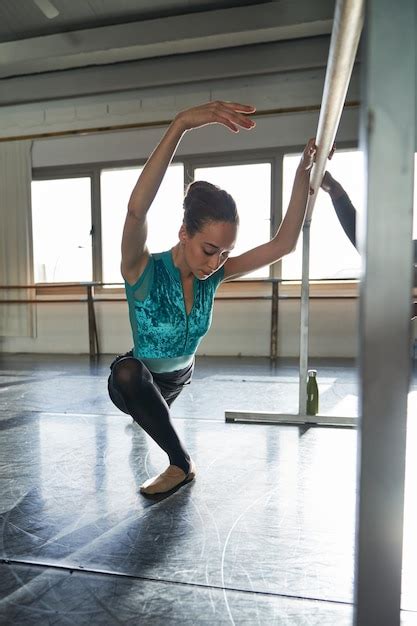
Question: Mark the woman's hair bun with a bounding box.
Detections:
[183,180,238,236]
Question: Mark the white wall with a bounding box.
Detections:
[0,296,360,358]
[0,69,361,357]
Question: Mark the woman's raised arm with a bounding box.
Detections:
[121,101,256,285]
[223,138,321,280]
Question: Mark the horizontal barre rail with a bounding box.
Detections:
[0,279,284,290]
[0,277,359,290]
[0,295,359,304]
[0,279,282,362]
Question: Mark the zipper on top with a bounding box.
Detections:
[180,277,196,352]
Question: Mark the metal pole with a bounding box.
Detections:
[270,280,279,362]
[306,0,364,212]
[227,0,364,426]
[354,1,415,624]
[87,284,98,359]
[298,221,310,412]
[298,0,364,414]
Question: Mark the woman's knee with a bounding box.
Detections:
[111,357,152,393]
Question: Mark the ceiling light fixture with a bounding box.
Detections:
[33,0,60,19]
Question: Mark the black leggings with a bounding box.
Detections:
[108,353,193,474]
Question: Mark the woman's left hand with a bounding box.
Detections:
[299,138,317,171]
[299,139,336,172]
[298,139,335,194]
[174,101,256,134]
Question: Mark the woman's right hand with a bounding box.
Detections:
[321,171,345,200]
[321,171,335,193]
[174,101,256,134]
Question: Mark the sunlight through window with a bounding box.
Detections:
[101,164,184,284]
[282,150,364,279]
[31,178,92,282]
[194,163,271,278]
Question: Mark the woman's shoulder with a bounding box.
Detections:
[124,253,154,290]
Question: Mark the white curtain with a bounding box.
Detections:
[0,140,36,337]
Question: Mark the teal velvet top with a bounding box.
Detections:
[125,250,225,373]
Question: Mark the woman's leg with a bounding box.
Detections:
[108,357,191,474]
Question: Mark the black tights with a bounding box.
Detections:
[108,357,192,474]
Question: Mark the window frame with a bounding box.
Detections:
[33,159,146,295]
[185,148,276,280]
[280,138,359,282]
[32,140,358,296]
[31,167,96,291]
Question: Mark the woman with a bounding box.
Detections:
[108,101,319,495]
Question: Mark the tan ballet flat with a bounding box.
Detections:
[140,460,196,495]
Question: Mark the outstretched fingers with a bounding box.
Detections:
[175,100,256,133]
[220,101,257,113]
[210,101,256,132]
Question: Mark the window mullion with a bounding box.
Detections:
[183,159,194,190]
[91,169,103,284]
[271,152,283,280]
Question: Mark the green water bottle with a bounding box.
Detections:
[306,369,319,416]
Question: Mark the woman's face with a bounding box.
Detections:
[180,220,237,280]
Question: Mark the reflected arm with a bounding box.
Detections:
[321,172,357,249]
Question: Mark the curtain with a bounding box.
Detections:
[0,140,36,337]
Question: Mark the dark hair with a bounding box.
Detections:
[183,181,239,236]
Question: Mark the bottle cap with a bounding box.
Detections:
[307,369,317,376]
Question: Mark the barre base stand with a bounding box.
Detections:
[225,411,356,428]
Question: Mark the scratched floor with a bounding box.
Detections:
[0,354,416,625]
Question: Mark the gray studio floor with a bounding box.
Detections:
[0,354,416,625]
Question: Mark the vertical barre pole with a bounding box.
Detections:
[87,284,96,359]
[298,222,311,412]
[270,280,279,363]
[91,285,100,357]
[297,0,364,415]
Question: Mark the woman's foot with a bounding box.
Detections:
[140,460,196,495]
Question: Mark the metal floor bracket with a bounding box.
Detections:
[225,410,356,428]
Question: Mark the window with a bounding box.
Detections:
[101,164,184,284]
[282,150,364,280]
[194,163,271,278]
[31,177,92,283]
[29,148,417,286]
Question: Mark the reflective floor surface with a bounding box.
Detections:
[0,354,416,625]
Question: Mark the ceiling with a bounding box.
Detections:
[0,0,270,42]
[0,0,336,106]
